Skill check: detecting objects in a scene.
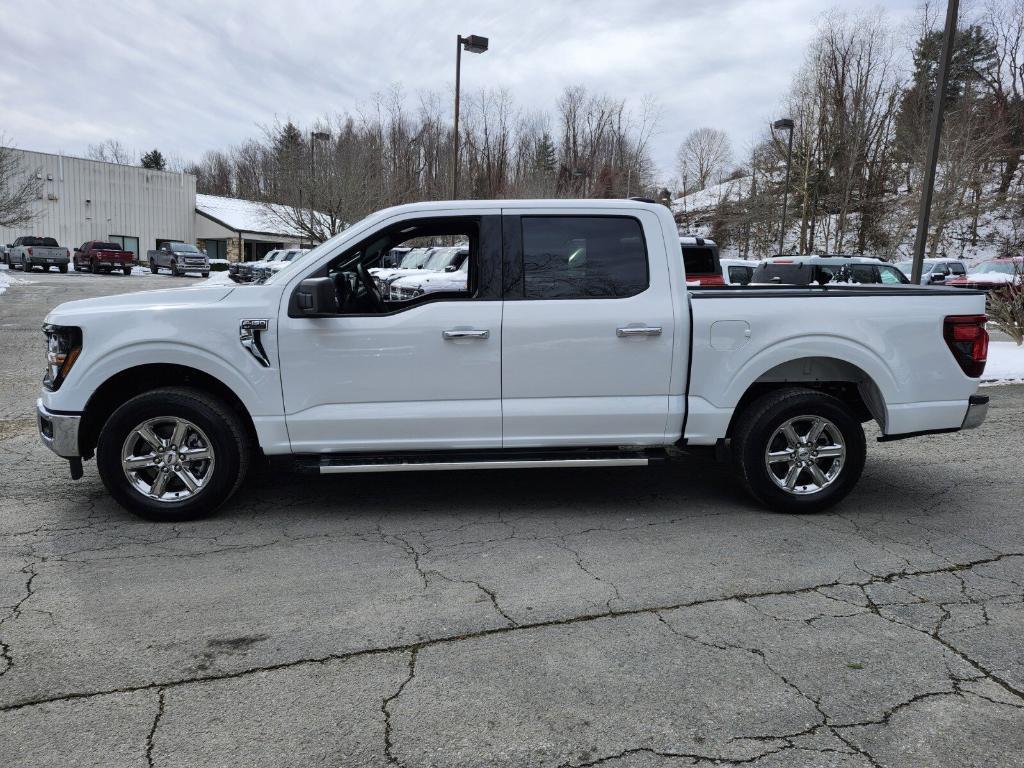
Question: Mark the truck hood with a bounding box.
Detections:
[46,285,235,324]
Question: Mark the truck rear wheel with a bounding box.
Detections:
[150,263,159,274]
[731,388,866,514]
[96,387,251,521]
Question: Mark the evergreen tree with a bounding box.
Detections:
[140,149,167,170]
[533,132,557,173]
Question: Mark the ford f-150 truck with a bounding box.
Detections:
[36,199,990,522]
[74,241,135,275]
[9,236,70,273]
[147,242,210,277]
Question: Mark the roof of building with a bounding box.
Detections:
[196,194,317,237]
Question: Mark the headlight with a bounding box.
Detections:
[43,324,82,391]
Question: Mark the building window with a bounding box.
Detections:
[205,240,227,260]
[109,235,140,260]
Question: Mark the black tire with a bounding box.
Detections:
[123,266,132,276]
[59,264,68,273]
[171,260,180,277]
[731,388,866,514]
[96,387,251,522]
[150,263,159,274]
[89,259,97,274]
[201,272,210,278]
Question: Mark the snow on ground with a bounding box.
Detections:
[981,341,1024,386]
[0,264,35,296]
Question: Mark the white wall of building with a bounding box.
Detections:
[0,149,195,256]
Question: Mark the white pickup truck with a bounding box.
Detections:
[36,199,990,521]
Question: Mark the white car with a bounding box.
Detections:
[250,249,310,282]
[37,199,989,521]
[388,257,469,301]
[720,258,759,285]
[894,258,967,285]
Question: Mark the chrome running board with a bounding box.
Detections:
[318,456,650,474]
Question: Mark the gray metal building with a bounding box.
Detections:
[0,149,195,260]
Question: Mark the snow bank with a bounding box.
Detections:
[0,266,34,296]
[981,341,1024,386]
[203,270,235,285]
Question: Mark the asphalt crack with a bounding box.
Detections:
[1,552,1020,715]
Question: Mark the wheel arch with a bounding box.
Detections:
[78,364,259,459]
[724,354,890,438]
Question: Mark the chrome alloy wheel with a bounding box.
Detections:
[764,415,846,496]
[121,417,215,502]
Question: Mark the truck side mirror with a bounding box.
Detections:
[291,277,339,316]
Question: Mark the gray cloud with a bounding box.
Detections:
[1,0,919,182]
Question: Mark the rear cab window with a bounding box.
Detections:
[521,216,648,299]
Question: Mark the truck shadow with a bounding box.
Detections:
[234,453,747,521]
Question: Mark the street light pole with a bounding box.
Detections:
[309,130,330,246]
[911,0,959,284]
[772,118,795,255]
[451,34,488,199]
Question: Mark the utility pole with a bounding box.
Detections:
[911,0,959,283]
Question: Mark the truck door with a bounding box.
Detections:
[500,210,676,447]
[277,212,503,453]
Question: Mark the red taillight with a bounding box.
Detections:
[943,314,988,378]
[27,247,33,256]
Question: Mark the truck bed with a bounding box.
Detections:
[684,283,988,444]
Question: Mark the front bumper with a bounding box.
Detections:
[37,399,81,458]
[961,394,989,430]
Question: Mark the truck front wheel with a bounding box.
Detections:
[96,387,251,521]
[731,388,866,514]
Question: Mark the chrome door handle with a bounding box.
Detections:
[442,329,490,340]
[616,326,662,337]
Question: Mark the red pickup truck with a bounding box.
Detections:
[73,241,135,275]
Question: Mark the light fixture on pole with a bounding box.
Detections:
[911,0,959,283]
[308,130,331,245]
[452,34,489,199]
[771,118,795,255]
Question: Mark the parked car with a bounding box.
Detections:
[229,250,281,283]
[369,246,441,288]
[37,199,990,521]
[751,256,910,286]
[946,257,1023,292]
[147,242,210,277]
[387,255,469,301]
[73,241,135,275]
[250,248,310,283]
[8,236,70,273]
[720,258,759,285]
[894,258,967,285]
[679,235,724,285]
[0,243,9,264]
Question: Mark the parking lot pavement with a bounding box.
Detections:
[1,274,1023,767]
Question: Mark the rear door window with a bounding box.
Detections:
[521,216,648,299]
[681,246,716,275]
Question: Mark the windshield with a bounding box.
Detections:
[400,248,434,269]
[973,261,1017,275]
[171,243,199,253]
[95,242,121,250]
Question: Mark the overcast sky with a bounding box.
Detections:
[1,0,921,184]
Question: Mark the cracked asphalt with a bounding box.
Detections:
[1,269,1023,768]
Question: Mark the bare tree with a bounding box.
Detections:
[0,139,41,228]
[86,139,134,165]
[676,127,732,191]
